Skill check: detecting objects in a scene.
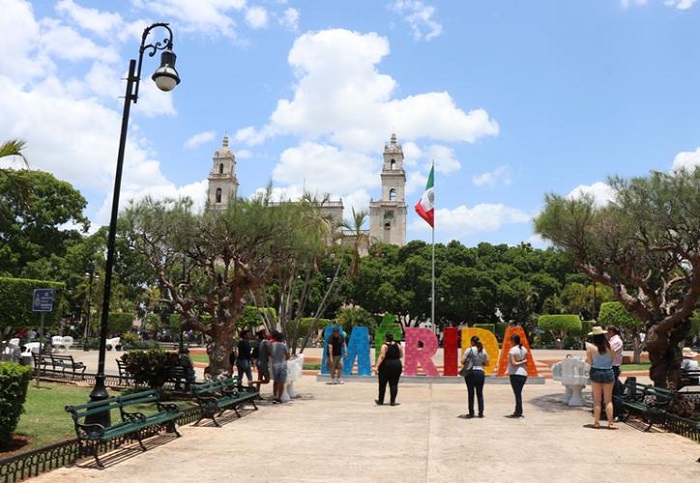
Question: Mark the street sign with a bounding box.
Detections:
[32,288,55,312]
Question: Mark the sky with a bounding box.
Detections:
[2,0,700,248]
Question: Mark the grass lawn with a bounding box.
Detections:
[621,362,651,371]
[6,382,93,456]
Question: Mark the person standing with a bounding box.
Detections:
[460,335,489,419]
[327,327,347,384]
[375,332,403,406]
[270,330,290,403]
[253,329,272,394]
[606,325,624,420]
[236,329,254,386]
[586,326,617,429]
[506,334,528,418]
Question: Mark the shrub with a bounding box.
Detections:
[0,362,33,447]
[474,323,496,335]
[538,314,582,347]
[121,350,179,389]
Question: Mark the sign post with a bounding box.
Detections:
[32,289,55,387]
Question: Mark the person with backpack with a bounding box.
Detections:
[374,332,403,406]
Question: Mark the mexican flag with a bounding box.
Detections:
[415,164,434,227]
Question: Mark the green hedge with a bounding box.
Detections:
[0,363,33,447]
[121,350,179,389]
[538,314,582,336]
[0,278,65,334]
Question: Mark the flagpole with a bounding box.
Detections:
[430,162,436,333]
[431,220,435,333]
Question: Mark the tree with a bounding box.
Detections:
[121,193,324,376]
[0,170,89,277]
[535,168,700,388]
[598,301,644,363]
[537,314,582,349]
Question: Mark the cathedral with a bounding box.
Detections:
[206,134,407,247]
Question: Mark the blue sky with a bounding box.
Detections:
[2,0,700,248]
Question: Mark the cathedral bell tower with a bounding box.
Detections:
[369,133,407,246]
[206,134,238,211]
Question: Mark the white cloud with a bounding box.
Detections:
[0,0,47,80]
[237,29,497,152]
[567,181,614,207]
[272,142,379,195]
[184,131,217,149]
[411,203,531,237]
[671,147,700,170]
[620,0,648,8]
[664,0,696,10]
[56,0,124,37]
[245,6,269,29]
[277,8,299,31]
[472,165,511,187]
[390,0,444,41]
[134,0,245,38]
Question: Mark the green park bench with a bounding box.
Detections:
[65,389,181,468]
[192,377,258,426]
[616,378,674,432]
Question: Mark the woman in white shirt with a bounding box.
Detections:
[506,334,528,418]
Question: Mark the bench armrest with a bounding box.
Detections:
[74,422,107,440]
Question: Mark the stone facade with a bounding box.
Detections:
[368,134,407,246]
[206,134,407,247]
[206,134,238,211]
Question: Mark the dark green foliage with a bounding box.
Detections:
[538,314,582,339]
[0,362,33,447]
[598,302,643,331]
[121,350,178,389]
[108,312,134,336]
[0,278,64,333]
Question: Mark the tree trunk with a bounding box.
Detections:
[645,317,689,388]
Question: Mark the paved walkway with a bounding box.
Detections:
[31,351,699,483]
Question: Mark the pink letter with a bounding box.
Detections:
[403,328,439,377]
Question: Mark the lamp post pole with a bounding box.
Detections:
[88,23,180,425]
[83,267,94,351]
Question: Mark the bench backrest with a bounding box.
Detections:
[118,389,160,409]
[52,354,75,362]
[193,377,236,395]
[65,397,122,422]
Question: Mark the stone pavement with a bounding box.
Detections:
[31,355,699,483]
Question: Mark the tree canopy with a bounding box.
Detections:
[535,168,700,387]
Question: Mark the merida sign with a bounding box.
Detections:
[320,314,539,379]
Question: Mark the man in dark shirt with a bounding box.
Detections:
[236,329,253,386]
[328,327,347,384]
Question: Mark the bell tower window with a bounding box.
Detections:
[216,188,222,203]
[219,163,224,174]
[389,189,397,201]
[390,159,396,170]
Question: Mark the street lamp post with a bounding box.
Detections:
[83,267,95,351]
[89,22,181,425]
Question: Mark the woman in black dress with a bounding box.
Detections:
[375,333,403,406]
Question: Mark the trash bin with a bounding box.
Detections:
[20,353,33,366]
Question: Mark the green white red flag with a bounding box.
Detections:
[415,164,434,228]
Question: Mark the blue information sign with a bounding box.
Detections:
[32,289,55,312]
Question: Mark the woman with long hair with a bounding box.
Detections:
[586,326,616,429]
[506,334,528,418]
[375,332,403,406]
[460,335,489,418]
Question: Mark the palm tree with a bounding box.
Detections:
[0,139,28,164]
[0,138,30,210]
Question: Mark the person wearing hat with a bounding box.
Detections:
[586,326,616,429]
[375,332,403,406]
[681,347,699,371]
